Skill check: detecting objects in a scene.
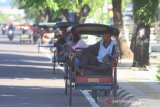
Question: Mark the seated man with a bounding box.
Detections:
[37,27,54,44]
[54,29,66,61]
[71,30,88,51]
[70,30,88,69]
[78,28,120,75]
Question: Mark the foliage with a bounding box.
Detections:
[99,12,110,24]
[12,0,108,23]
[12,0,58,22]
[122,0,132,11]
[56,0,105,14]
[0,14,10,22]
[156,64,160,82]
[0,14,21,23]
[133,0,159,25]
[12,0,135,24]
[13,0,58,11]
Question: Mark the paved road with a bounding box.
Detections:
[0,35,91,107]
[2,34,159,107]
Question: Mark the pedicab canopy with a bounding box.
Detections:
[38,22,56,27]
[70,23,116,35]
[54,22,76,28]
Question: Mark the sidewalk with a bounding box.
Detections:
[117,59,160,107]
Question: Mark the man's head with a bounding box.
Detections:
[102,33,112,42]
[54,28,63,39]
[60,27,67,35]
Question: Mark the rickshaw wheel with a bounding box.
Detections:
[52,51,56,74]
[68,65,73,106]
[104,90,111,97]
[69,76,72,106]
[64,63,68,95]
[112,84,118,98]
[64,72,68,95]
[91,90,100,103]
[52,61,56,74]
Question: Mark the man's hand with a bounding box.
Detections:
[102,55,109,64]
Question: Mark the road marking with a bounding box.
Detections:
[82,91,100,107]
[41,47,100,107]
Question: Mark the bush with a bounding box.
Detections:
[156,64,160,81]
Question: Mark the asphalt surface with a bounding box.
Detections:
[0,34,91,107]
[1,33,159,107]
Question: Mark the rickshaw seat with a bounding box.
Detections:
[79,68,112,76]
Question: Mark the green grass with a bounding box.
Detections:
[156,64,160,82]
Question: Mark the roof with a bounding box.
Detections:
[38,22,56,27]
[70,23,114,35]
[54,22,76,28]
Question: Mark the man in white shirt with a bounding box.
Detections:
[78,28,120,75]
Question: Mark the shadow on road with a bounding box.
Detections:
[0,85,88,107]
[0,41,22,45]
[0,49,38,54]
[0,53,63,79]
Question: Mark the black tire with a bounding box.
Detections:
[52,51,56,74]
[65,77,68,95]
[8,36,13,41]
[113,66,117,98]
[91,90,99,103]
[104,90,111,97]
[53,61,56,74]
[64,62,69,95]
[68,60,73,106]
[69,74,72,106]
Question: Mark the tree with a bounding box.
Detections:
[54,0,107,23]
[156,64,160,82]
[112,0,133,58]
[12,0,59,22]
[112,0,123,28]
[130,0,159,67]
[13,0,107,23]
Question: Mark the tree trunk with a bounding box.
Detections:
[112,0,123,28]
[61,9,70,22]
[112,0,133,58]
[75,4,90,24]
[44,8,53,22]
[58,4,90,24]
[130,23,150,67]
